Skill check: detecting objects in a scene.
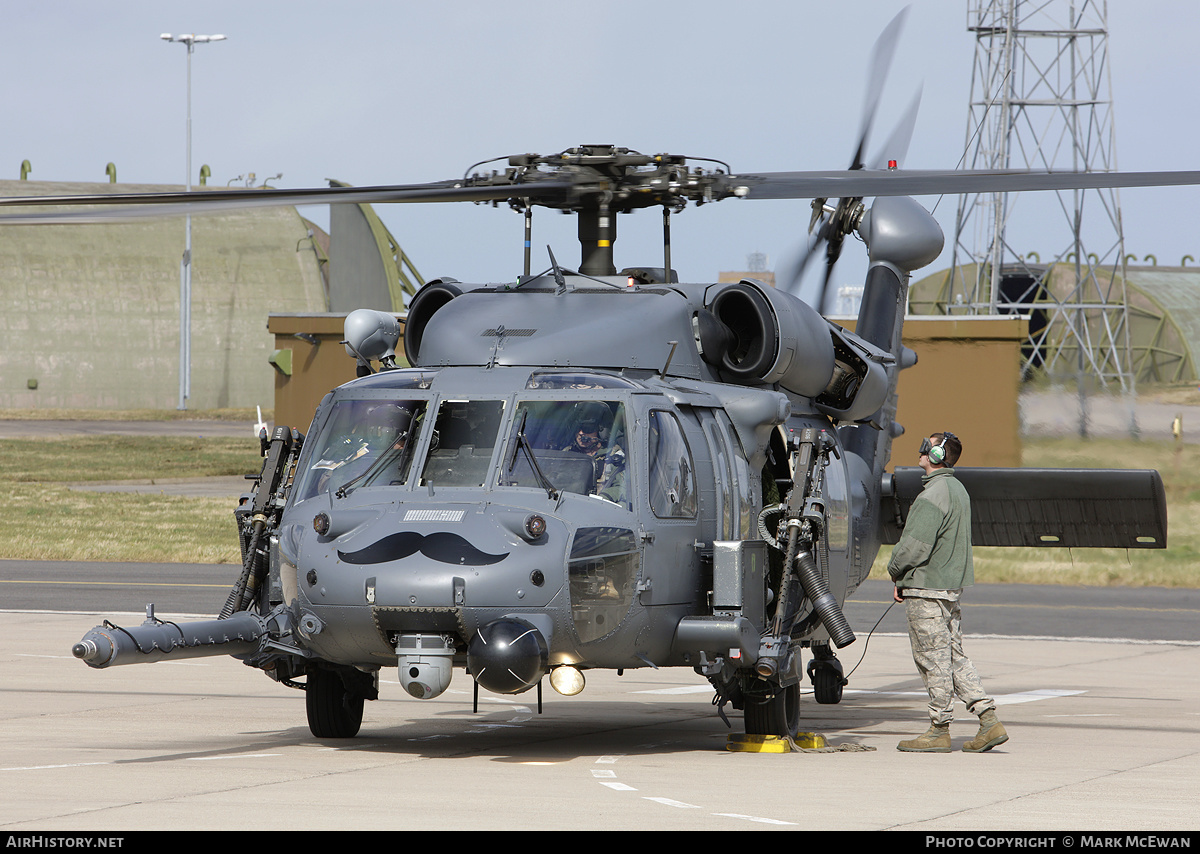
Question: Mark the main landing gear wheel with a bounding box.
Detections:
[743,680,801,738]
[807,652,847,705]
[306,667,365,738]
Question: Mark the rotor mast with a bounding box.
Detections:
[577,198,617,276]
[463,146,738,278]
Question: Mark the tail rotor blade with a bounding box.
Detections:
[784,6,911,310]
[850,5,910,170]
[870,85,923,170]
[817,231,845,315]
[781,225,827,298]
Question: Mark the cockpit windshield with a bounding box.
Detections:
[498,400,630,509]
[418,399,506,488]
[293,390,633,510]
[295,398,426,501]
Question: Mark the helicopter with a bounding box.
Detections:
[45,19,1183,744]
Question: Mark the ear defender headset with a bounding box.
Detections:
[920,432,958,465]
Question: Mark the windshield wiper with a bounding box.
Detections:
[335,436,411,499]
[508,410,558,500]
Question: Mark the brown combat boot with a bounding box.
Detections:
[897,722,951,753]
[962,709,1009,753]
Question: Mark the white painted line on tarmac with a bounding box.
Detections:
[714,813,798,826]
[186,754,282,761]
[994,688,1086,704]
[841,688,1085,705]
[644,797,701,809]
[593,753,795,826]
[969,633,1200,647]
[634,685,713,695]
[634,685,1087,704]
[3,762,111,772]
[826,629,1200,646]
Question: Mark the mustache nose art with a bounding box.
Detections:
[338,531,509,566]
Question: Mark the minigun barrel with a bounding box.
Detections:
[72,609,265,669]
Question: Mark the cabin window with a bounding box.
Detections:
[419,399,506,487]
[716,411,756,538]
[648,411,697,519]
[703,420,733,536]
[568,527,640,643]
[295,398,428,500]
[498,400,630,508]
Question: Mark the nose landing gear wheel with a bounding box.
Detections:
[306,666,365,738]
[743,680,801,738]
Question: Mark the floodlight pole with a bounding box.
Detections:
[161,33,226,410]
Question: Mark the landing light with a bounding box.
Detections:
[550,665,585,696]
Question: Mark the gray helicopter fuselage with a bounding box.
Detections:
[275,280,880,676]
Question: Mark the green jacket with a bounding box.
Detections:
[887,467,974,591]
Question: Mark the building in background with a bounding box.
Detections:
[0,178,420,410]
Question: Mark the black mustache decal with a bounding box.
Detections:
[338,531,509,566]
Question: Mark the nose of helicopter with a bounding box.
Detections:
[291,501,568,611]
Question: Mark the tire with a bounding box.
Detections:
[812,664,845,705]
[306,667,364,738]
[743,680,801,738]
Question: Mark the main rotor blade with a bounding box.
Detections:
[0,180,576,225]
[3,165,1198,226]
[730,168,1200,201]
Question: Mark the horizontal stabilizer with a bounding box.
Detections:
[883,467,1167,549]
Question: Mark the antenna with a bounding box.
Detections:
[941,1,1133,425]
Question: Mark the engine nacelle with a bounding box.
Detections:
[704,279,835,398]
[402,278,462,366]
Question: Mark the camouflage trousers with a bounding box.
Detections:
[904,593,995,725]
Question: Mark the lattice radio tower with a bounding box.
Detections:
[945,0,1131,392]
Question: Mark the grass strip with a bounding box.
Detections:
[0,435,260,563]
[2,432,1196,584]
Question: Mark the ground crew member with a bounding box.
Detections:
[888,431,1009,753]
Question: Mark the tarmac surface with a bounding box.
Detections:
[3,607,1197,832]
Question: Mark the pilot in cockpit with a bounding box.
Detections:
[561,403,627,504]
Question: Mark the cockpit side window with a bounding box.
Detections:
[499,400,630,509]
[648,410,697,518]
[295,398,427,500]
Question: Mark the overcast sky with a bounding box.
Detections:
[2,0,1196,307]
